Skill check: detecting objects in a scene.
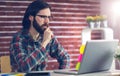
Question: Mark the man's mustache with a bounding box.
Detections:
[42,23,49,27]
[41,23,49,32]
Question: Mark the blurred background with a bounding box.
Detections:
[0,0,120,70]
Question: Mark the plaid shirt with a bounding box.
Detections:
[10,29,70,72]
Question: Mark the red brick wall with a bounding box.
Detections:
[0,0,100,70]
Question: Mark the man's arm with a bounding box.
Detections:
[10,37,46,72]
[49,37,70,69]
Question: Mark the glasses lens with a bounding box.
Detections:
[37,15,52,20]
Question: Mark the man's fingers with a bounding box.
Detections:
[45,28,49,31]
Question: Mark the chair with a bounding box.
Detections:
[0,55,11,73]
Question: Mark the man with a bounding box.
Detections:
[10,0,70,72]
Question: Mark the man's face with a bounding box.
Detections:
[33,8,51,35]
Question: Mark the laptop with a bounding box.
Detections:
[54,39,119,75]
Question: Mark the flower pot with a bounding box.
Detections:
[95,21,101,28]
[101,20,108,28]
[103,20,108,27]
[88,22,95,29]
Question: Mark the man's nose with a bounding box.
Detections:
[44,18,49,23]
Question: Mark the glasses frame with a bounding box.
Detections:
[36,15,52,20]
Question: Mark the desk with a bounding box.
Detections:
[51,70,120,76]
[0,70,120,76]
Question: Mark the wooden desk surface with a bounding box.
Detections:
[52,70,120,76]
[0,70,120,76]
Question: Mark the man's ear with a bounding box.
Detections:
[29,15,34,21]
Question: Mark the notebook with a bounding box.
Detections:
[25,71,51,76]
[54,39,119,75]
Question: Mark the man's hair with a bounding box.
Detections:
[22,0,51,30]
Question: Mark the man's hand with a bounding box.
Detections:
[41,28,53,48]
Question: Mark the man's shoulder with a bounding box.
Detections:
[12,29,28,40]
[12,30,22,37]
[14,29,29,36]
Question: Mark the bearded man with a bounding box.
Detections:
[10,0,70,72]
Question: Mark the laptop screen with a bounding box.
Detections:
[78,40,119,74]
[54,39,119,75]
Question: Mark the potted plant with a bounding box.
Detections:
[86,16,95,28]
[86,15,108,28]
[115,45,120,69]
[94,15,101,28]
[100,15,108,28]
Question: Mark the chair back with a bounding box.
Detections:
[0,55,11,73]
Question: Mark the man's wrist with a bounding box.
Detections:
[41,41,48,48]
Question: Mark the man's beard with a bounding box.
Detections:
[33,19,48,35]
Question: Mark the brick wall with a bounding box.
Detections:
[0,0,100,70]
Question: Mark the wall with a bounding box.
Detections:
[100,0,120,40]
[0,0,100,70]
[100,0,120,70]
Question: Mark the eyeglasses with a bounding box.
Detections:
[36,15,52,20]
